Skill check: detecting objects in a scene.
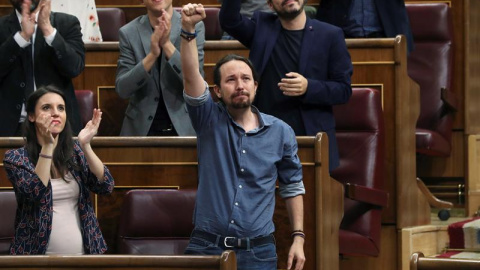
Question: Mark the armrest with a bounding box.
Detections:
[441,87,458,112]
[345,183,388,207]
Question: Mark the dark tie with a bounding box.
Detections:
[24,44,34,99]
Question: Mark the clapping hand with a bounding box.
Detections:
[19,0,37,41]
[37,0,54,36]
[78,109,102,146]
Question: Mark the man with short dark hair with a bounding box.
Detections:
[219,0,353,171]
[180,3,306,270]
[0,0,84,136]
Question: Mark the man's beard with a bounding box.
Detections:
[230,91,252,109]
[275,0,305,20]
[11,0,39,13]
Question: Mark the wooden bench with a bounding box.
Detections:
[0,250,236,270]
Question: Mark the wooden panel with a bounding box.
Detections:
[400,225,450,270]
[339,226,398,270]
[467,135,480,216]
[465,0,480,134]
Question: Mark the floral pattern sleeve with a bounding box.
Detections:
[3,148,50,202]
[51,0,103,43]
[73,141,114,195]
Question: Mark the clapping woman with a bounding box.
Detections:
[3,85,114,254]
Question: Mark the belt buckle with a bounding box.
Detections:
[161,125,173,132]
[223,236,236,248]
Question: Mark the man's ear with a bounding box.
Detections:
[214,85,222,98]
[267,0,274,10]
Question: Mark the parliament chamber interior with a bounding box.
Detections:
[0,0,479,269]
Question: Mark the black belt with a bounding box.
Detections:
[191,230,275,249]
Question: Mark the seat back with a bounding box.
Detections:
[0,191,16,254]
[75,90,96,127]
[331,88,386,257]
[117,189,196,255]
[174,7,223,40]
[97,8,126,41]
[406,3,456,156]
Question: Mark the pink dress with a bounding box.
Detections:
[45,172,84,254]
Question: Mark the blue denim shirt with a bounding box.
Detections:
[184,85,304,238]
[347,0,383,37]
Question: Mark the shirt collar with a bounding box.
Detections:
[219,102,273,133]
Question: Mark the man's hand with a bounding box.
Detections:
[287,237,306,270]
[181,3,206,33]
[19,0,36,41]
[37,0,54,37]
[278,72,308,97]
[150,16,166,58]
[158,10,172,48]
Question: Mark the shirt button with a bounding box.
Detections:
[240,168,244,172]
[235,202,239,206]
[148,116,153,120]
[239,185,242,188]
[20,82,25,87]
[230,220,235,224]
[242,150,246,154]
[154,97,159,102]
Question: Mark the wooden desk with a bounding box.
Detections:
[0,134,342,270]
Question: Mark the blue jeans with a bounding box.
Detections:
[184,235,277,270]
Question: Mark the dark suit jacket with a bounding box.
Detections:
[220,1,353,170]
[0,11,85,136]
[316,0,414,52]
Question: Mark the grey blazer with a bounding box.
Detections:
[115,11,205,136]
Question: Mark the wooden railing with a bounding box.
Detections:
[0,250,237,270]
[410,252,480,270]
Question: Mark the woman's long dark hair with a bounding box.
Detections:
[22,85,79,178]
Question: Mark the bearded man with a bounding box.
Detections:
[219,0,353,172]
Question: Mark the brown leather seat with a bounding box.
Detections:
[406,3,457,157]
[174,7,223,40]
[331,88,388,256]
[74,90,96,127]
[0,191,16,254]
[117,189,196,255]
[97,8,126,41]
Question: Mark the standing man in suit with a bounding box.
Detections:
[219,0,353,171]
[0,0,84,136]
[316,0,414,53]
[115,0,205,136]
